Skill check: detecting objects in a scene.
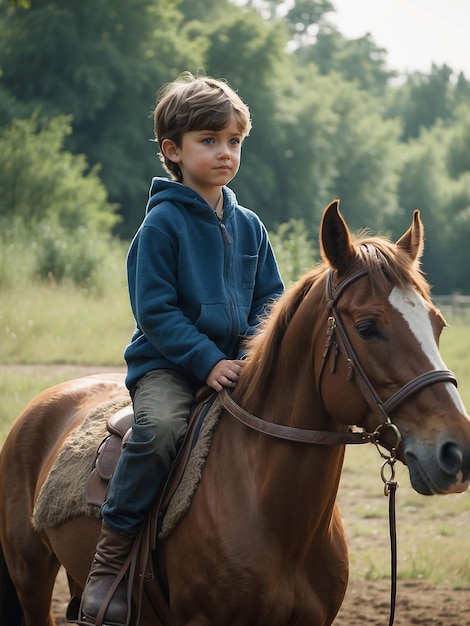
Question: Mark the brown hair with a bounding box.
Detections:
[154,72,252,181]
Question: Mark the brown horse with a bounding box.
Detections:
[1,200,470,626]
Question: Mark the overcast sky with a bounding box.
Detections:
[330,0,469,76]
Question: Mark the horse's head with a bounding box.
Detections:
[318,200,470,495]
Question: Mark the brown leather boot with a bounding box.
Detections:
[80,523,135,625]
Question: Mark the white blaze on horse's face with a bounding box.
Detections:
[388,286,467,415]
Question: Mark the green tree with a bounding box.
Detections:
[295,25,396,94]
[328,80,402,231]
[284,0,333,45]
[0,115,117,230]
[387,64,459,140]
[0,0,202,237]
[0,115,119,286]
[271,63,402,233]
[395,113,470,293]
[446,104,470,178]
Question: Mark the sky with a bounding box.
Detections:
[329,0,470,77]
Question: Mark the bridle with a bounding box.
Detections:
[220,266,458,626]
[318,269,457,446]
[221,268,457,450]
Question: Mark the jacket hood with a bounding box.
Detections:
[146,177,237,219]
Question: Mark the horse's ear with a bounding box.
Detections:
[320,199,356,273]
[396,210,424,263]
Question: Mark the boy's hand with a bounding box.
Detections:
[206,359,245,392]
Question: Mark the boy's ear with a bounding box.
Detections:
[160,139,181,163]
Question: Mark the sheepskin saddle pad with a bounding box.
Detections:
[32,392,222,539]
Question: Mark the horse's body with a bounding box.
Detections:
[1,201,470,626]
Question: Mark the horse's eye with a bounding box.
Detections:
[356,320,381,339]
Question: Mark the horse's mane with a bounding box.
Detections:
[236,231,431,406]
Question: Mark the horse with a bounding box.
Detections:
[1,199,470,626]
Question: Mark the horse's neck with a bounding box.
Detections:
[229,373,346,540]
[226,286,347,538]
[215,411,345,549]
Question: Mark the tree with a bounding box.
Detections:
[272,63,402,233]
[190,6,288,226]
[295,25,396,94]
[0,0,201,237]
[0,115,117,230]
[0,114,119,285]
[395,115,470,293]
[387,64,458,140]
[284,0,333,45]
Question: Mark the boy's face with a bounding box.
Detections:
[165,113,244,196]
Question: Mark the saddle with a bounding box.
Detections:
[86,385,216,526]
[67,387,217,626]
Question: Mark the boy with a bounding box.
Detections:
[79,73,284,625]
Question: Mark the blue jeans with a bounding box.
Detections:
[101,369,194,534]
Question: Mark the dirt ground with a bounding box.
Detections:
[52,566,469,625]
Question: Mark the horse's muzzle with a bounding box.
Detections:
[404,438,470,495]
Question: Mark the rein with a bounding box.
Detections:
[220,267,458,626]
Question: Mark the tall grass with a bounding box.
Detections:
[1,231,469,586]
[2,279,132,365]
[1,237,132,366]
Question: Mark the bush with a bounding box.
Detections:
[269,219,318,285]
[0,114,120,287]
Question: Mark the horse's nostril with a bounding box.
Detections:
[438,441,463,476]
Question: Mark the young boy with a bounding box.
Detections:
[79,73,284,625]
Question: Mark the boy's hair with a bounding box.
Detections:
[154,72,252,182]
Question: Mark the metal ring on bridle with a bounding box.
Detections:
[373,421,403,462]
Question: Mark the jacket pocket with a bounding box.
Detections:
[241,255,258,290]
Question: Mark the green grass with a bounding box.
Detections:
[339,444,470,587]
[1,277,132,366]
[1,270,470,587]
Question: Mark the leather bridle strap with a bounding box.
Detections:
[383,369,457,413]
[219,388,374,445]
[323,269,457,425]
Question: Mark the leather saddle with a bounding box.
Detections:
[85,385,217,524]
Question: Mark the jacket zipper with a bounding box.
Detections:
[219,222,232,245]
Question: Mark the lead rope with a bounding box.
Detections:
[381,458,399,626]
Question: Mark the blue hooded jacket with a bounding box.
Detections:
[124,178,284,391]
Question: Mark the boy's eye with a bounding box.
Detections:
[202,137,215,144]
[230,137,241,145]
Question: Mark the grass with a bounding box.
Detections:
[1,278,132,366]
[1,272,469,586]
[338,444,470,587]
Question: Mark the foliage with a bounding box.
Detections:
[0,0,469,292]
[269,219,318,285]
[386,64,460,140]
[0,114,119,287]
[395,106,470,293]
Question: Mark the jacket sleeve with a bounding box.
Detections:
[128,222,226,381]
